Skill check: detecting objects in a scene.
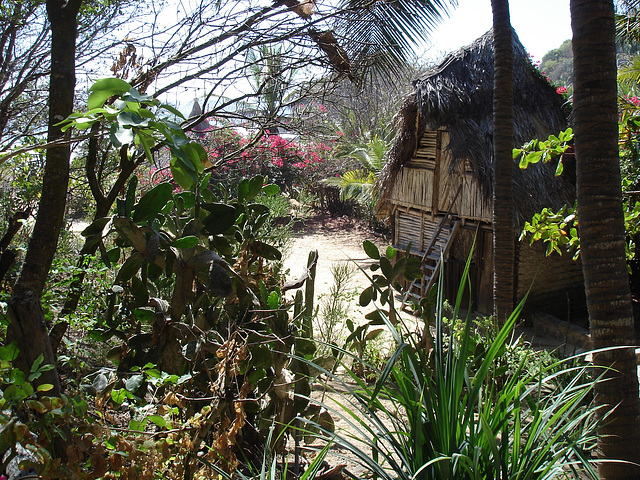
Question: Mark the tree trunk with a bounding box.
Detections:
[8,0,83,395]
[491,0,515,322]
[570,1,640,478]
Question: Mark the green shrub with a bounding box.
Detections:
[300,250,601,480]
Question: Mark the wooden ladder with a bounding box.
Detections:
[404,218,461,304]
[403,184,463,306]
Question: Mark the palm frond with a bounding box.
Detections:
[332,0,453,78]
[618,54,640,92]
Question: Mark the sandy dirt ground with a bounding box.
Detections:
[281,214,403,477]
[282,213,390,323]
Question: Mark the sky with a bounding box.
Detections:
[426,0,572,62]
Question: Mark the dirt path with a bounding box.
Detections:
[282,213,389,324]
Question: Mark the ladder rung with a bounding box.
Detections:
[405,291,421,300]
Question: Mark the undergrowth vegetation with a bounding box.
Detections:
[300,247,601,480]
[0,82,607,480]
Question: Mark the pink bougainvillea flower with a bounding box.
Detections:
[556,86,568,94]
[626,95,640,106]
[318,104,327,113]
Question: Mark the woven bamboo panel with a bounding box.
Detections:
[517,241,584,299]
[390,168,435,210]
[460,174,491,221]
[410,130,439,169]
[396,211,423,252]
[395,212,449,254]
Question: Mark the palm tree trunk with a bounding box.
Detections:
[571,1,640,477]
[491,0,515,321]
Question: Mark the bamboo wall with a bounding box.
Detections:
[388,129,491,222]
[395,211,450,254]
[389,128,585,317]
[517,241,586,318]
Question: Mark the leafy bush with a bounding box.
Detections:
[201,128,358,197]
[300,249,601,480]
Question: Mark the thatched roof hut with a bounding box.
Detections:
[378,29,574,223]
[377,29,584,317]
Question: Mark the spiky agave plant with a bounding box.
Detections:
[297,251,601,480]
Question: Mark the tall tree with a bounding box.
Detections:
[7,0,83,396]
[570,0,640,477]
[491,0,515,321]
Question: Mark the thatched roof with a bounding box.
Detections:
[377,29,574,226]
[188,99,212,133]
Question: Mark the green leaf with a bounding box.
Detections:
[173,236,199,249]
[138,133,154,162]
[133,182,173,223]
[148,415,167,428]
[133,308,155,324]
[263,184,280,196]
[363,240,380,259]
[106,247,121,264]
[88,78,131,109]
[0,342,19,362]
[111,388,127,405]
[30,354,44,374]
[115,252,145,283]
[27,399,48,413]
[181,143,206,174]
[555,159,564,176]
[125,374,144,392]
[248,368,266,384]
[123,87,154,103]
[160,103,185,119]
[175,192,196,211]
[237,178,250,202]
[113,125,134,146]
[268,291,280,310]
[170,157,196,190]
[379,256,393,279]
[118,111,148,127]
[251,241,282,261]
[130,276,149,306]
[81,217,112,237]
[359,285,374,307]
[525,150,543,165]
[202,203,237,234]
[37,383,54,392]
[246,176,265,202]
[129,418,148,432]
[295,338,316,356]
[123,176,138,219]
[90,77,131,93]
[88,91,119,110]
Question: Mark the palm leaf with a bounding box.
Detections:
[332,0,452,78]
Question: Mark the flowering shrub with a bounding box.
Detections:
[626,95,640,107]
[201,128,355,195]
[135,127,359,201]
[137,162,174,193]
